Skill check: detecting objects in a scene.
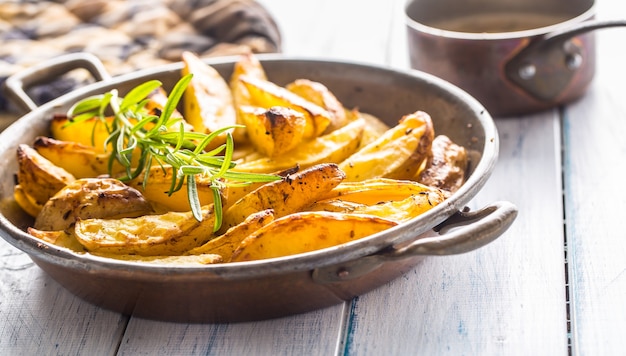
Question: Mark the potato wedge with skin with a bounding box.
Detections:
[74,205,215,256]
[221,163,345,232]
[34,136,121,178]
[127,165,220,213]
[182,51,236,146]
[188,209,275,260]
[418,135,468,193]
[230,211,397,262]
[239,75,332,138]
[34,178,154,231]
[316,178,449,205]
[229,52,269,141]
[286,79,349,133]
[307,188,447,223]
[13,185,43,217]
[230,52,268,107]
[224,166,300,209]
[338,111,434,181]
[233,117,365,173]
[27,227,86,252]
[50,114,112,153]
[357,111,390,148]
[239,105,306,157]
[16,144,75,207]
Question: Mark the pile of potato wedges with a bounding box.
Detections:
[14,52,468,265]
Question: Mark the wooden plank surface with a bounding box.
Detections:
[564,0,626,353]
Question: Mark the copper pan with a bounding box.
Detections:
[0,53,517,323]
[405,0,626,116]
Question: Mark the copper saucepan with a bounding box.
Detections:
[405,0,626,116]
[0,53,517,323]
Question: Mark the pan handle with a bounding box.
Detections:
[505,19,626,101]
[4,52,111,112]
[312,201,518,283]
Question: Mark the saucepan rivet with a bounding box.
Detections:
[337,268,350,279]
[518,64,537,80]
[566,53,583,70]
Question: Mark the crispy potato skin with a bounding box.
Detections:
[34,136,117,178]
[418,135,468,193]
[286,79,349,133]
[221,163,345,232]
[34,178,153,231]
[338,111,434,181]
[239,105,307,157]
[16,144,75,208]
[233,117,365,173]
[239,75,332,138]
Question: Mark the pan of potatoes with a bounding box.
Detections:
[0,52,517,322]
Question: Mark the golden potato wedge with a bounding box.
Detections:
[418,135,468,193]
[74,205,215,256]
[338,111,434,181]
[357,111,391,148]
[16,143,76,207]
[230,52,268,107]
[91,253,223,265]
[188,209,275,260]
[233,117,365,173]
[307,187,447,223]
[230,211,397,262]
[316,178,448,205]
[27,227,86,252]
[223,166,300,209]
[239,75,332,138]
[239,105,306,157]
[34,178,154,231]
[49,114,112,152]
[286,79,349,133]
[221,163,345,232]
[181,51,236,145]
[13,184,43,217]
[127,165,221,213]
[33,136,121,178]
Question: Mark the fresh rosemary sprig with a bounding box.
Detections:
[66,74,280,231]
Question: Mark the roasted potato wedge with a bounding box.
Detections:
[34,178,153,231]
[307,187,447,223]
[49,115,112,152]
[418,135,468,193]
[13,185,44,218]
[339,111,434,181]
[182,51,237,145]
[188,209,275,260]
[127,165,220,213]
[316,178,449,205]
[16,143,75,208]
[229,52,269,141]
[74,205,215,256]
[33,136,122,178]
[221,163,345,232]
[239,105,306,157]
[286,79,349,133]
[27,228,86,252]
[230,211,397,262]
[233,117,365,173]
[239,75,332,138]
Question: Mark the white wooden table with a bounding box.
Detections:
[2,0,626,354]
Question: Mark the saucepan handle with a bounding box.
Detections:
[505,19,626,101]
[3,52,111,112]
[312,201,518,283]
